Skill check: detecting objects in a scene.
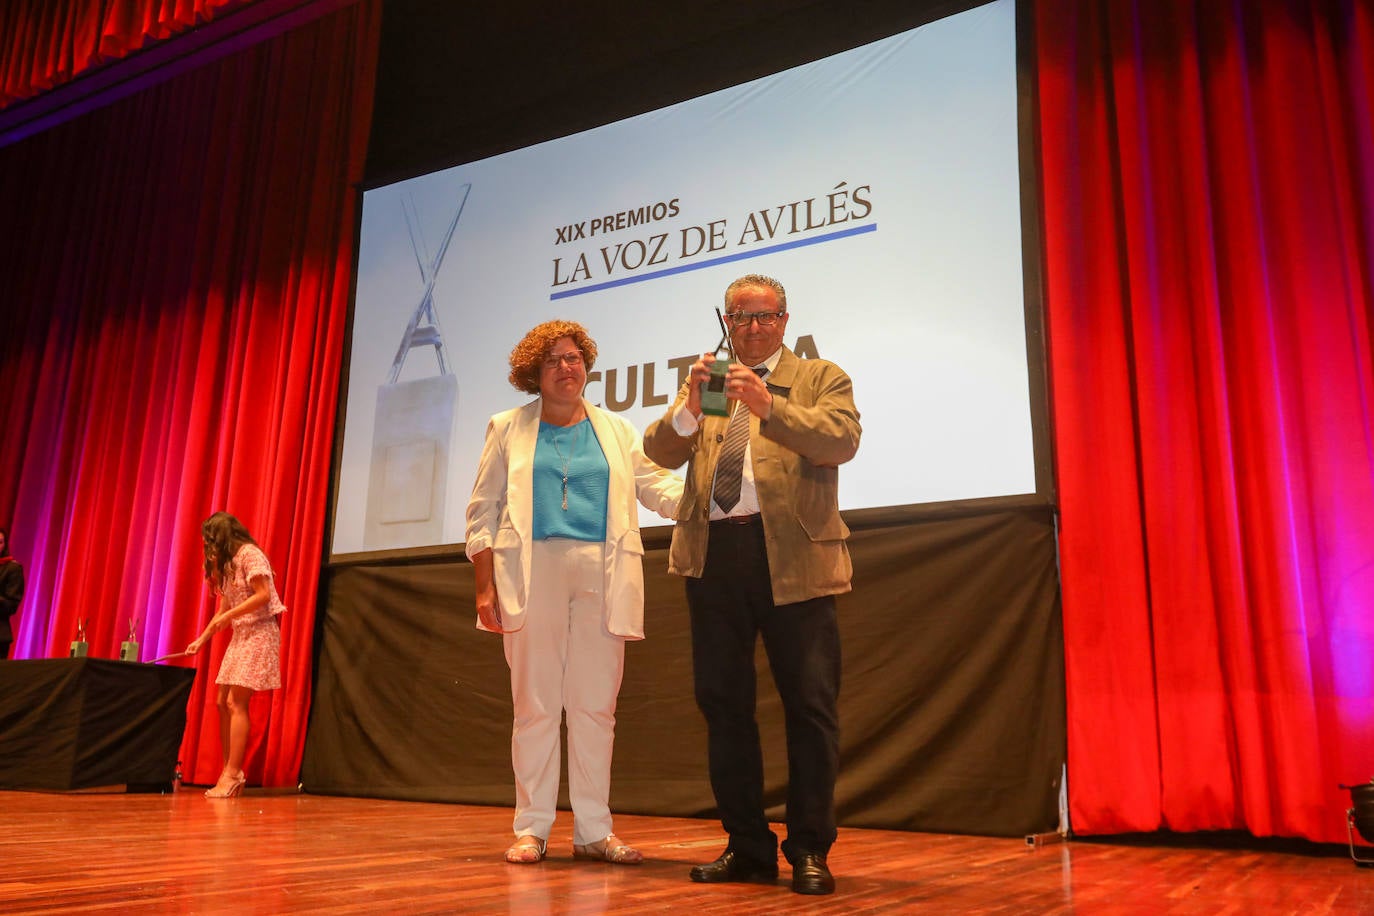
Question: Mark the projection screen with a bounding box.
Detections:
[332,0,1031,556]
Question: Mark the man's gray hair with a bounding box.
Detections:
[724,274,787,312]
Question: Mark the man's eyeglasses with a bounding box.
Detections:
[726,310,786,328]
[543,351,584,369]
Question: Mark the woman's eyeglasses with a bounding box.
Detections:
[543,351,584,369]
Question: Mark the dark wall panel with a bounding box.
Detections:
[365,0,990,187]
[303,505,1064,837]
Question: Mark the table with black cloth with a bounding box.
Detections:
[0,658,195,791]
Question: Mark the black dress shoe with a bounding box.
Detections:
[689,850,779,883]
[791,853,835,895]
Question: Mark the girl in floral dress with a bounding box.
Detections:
[186,512,286,798]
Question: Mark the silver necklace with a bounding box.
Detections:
[547,421,584,511]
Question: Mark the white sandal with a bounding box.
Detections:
[573,834,643,865]
[504,835,547,864]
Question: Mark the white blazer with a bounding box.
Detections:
[465,398,682,639]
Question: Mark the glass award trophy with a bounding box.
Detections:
[120,616,140,661]
[700,308,735,418]
[69,618,88,658]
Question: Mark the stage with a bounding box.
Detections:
[0,790,1366,914]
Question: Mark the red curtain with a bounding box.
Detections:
[0,0,379,787]
[1037,0,1374,843]
[0,0,258,108]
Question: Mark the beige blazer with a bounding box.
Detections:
[643,346,861,606]
[465,398,681,639]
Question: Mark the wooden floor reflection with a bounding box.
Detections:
[0,788,1368,914]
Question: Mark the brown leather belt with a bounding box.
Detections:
[710,513,761,526]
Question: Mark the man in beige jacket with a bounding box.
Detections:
[643,273,860,896]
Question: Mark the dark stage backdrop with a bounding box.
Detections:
[362,0,998,190]
[303,504,1064,837]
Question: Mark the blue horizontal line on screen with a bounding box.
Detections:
[548,222,877,301]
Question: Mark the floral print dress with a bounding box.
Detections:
[215,543,286,690]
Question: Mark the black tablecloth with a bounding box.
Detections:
[0,658,195,790]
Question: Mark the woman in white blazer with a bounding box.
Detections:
[466,320,681,866]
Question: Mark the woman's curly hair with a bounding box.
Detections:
[201,511,259,586]
[507,320,598,394]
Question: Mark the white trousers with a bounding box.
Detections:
[504,538,625,846]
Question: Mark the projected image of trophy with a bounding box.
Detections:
[700,308,736,417]
[363,185,471,551]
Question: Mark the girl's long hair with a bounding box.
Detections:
[201,512,258,586]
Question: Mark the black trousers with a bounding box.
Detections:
[685,516,841,865]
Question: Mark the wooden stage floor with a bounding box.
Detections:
[1,788,1369,914]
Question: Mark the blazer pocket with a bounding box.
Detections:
[797,508,850,543]
[616,529,645,556]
